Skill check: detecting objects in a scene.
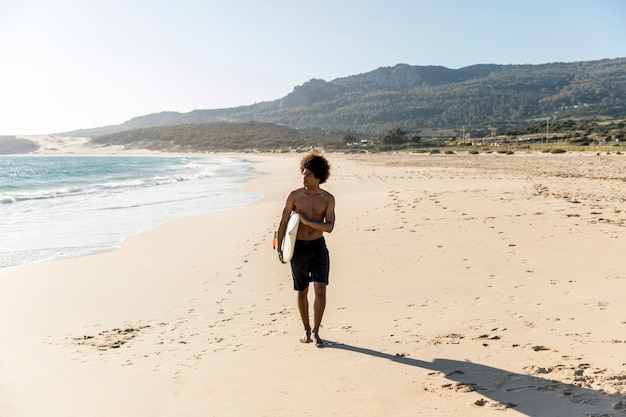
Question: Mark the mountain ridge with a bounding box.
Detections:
[61,58,626,138]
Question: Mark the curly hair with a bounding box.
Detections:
[300,153,331,184]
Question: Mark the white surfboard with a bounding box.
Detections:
[282,213,300,262]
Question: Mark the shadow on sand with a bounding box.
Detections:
[325,341,625,416]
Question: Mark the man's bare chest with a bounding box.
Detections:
[294,194,328,218]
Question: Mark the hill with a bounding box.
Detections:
[0,136,39,154]
[88,121,343,152]
[64,58,626,140]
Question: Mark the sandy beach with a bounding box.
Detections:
[1,139,625,416]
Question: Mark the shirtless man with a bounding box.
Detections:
[277,153,335,347]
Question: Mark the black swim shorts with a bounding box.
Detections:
[290,237,329,291]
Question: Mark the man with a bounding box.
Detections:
[277,153,335,348]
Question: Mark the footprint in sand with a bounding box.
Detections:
[71,325,151,351]
[441,382,477,392]
[474,399,518,410]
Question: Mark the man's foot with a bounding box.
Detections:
[300,330,312,343]
[313,333,324,348]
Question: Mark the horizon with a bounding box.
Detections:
[1,0,625,135]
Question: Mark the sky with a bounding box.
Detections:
[1,0,625,135]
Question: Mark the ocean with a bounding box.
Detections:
[0,155,263,269]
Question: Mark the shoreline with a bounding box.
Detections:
[1,149,625,416]
[1,153,263,270]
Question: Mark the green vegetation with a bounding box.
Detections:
[66,58,626,140]
[79,58,626,154]
[89,121,343,152]
[88,117,626,154]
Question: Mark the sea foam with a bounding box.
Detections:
[0,155,262,268]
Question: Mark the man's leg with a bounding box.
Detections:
[297,287,312,343]
[312,282,326,346]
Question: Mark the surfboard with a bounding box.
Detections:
[281,213,300,262]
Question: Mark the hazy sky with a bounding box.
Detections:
[1,0,624,135]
